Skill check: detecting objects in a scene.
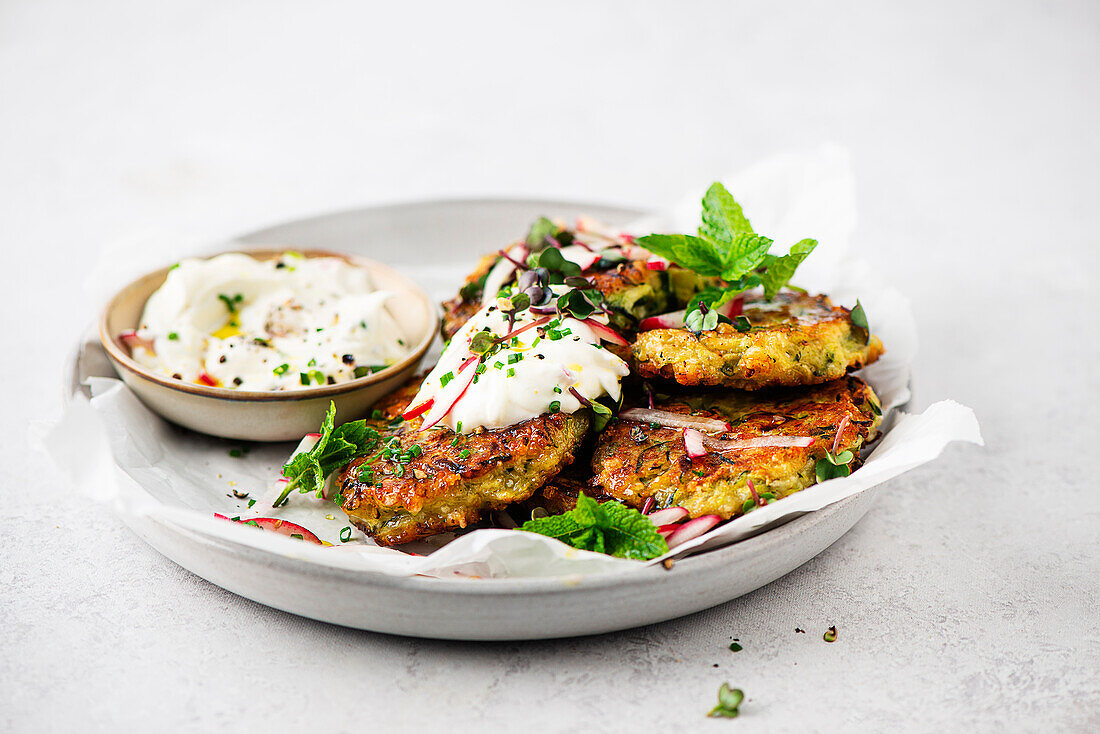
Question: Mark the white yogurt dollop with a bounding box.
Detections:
[409,288,630,433]
[130,252,410,390]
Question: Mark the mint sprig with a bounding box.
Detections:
[274,402,380,507]
[638,182,819,331]
[521,492,668,560]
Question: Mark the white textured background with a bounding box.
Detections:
[2,1,1097,731]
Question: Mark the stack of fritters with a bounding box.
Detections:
[340,224,885,545]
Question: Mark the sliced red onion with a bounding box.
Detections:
[645,257,669,271]
[647,507,689,526]
[666,515,722,549]
[683,428,708,458]
[580,318,629,346]
[620,407,730,434]
[702,435,815,451]
[529,305,558,314]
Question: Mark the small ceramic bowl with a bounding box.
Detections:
[99,248,438,441]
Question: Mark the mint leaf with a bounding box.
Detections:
[716,232,773,281]
[635,234,725,275]
[276,402,381,506]
[521,492,669,560]
[760,238,817,298]
[700,182,753,244]
[850,299,870,344]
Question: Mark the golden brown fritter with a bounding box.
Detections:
[632,291,884,389]
[339,375,590,545]
[591,376,882,519]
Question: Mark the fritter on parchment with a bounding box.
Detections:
[631,291,884,390]
[339,375,589,545]
[591,376,882,519]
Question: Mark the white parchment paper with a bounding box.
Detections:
[42,145,982,579]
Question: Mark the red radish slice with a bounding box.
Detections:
[645,257,669,271]
[702,435,815,451]
[683,428,708,458]
[656,523,682,535]
[647,507,689,526]
[402,398,433,421]
[620,407,730,434]
[480,245,528,307]
[831,415,850,455]
[666,515,722,549]
[291,433,321,458]
[637,298,745,332]
[639,311,687,331]
[419,363,477,432]
[580,318,629,346]
[640,496,655,515]
[561,249,601,271]
[196,372,219,387]
[119,330,156,353]
[215,514,323,544]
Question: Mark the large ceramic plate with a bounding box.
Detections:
[68,199,889,640]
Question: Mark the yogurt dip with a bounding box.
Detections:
[126,252,411,390]
[407,286,630,433]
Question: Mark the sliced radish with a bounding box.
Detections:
[620,407,730,434]
[645,257,669,271]
[639,311,687,331]
[215,514,323,544]
[683,428,708,458]
[119,330,156,353]
[291,433,321,458]
[559,247,601,272]
[638,298,745,332]
[666,515,722,549]
[196,372,219,387]
[640,496,655,515]
[580,318,629,346]
[480,245,527,307]
[831,415,851,455]
[647,507,689,526]
[702,435,815,451]
[419,363,477,432]
[402,398,433,421]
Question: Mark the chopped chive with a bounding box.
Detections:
[340,527,353,543]
[167,332,179,341]
[247,499,256,508]
[553,386,562,394]
[273,363,289,376]
[549,400,561,413]
[300,372,310,385]
[507,368,515,377]
[456,421,462,433]
[228,449,242,458]
[458,449,471,459]
[353,366,372,378]
[507,353,522,364]
[440,371,455,387]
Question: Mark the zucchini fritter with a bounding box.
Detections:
[339,376,590,545]
[591,376,882,519]
[632,291,884,389]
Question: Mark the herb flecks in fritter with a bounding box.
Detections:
[339,375,590,545]
[632,292,884,389]
[591,376,882,519]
